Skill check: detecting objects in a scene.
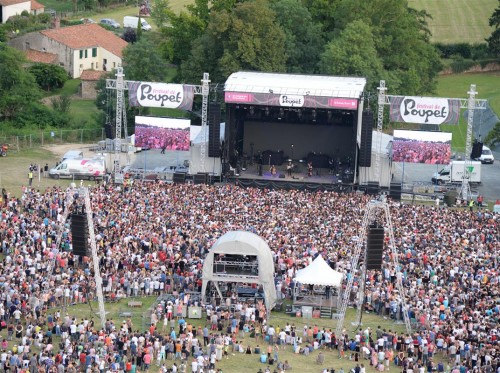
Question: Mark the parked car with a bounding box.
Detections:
[100,18,120,29]
[80,18,96,24]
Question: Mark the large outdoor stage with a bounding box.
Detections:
[227,161,355,191]
[222,72,367,189]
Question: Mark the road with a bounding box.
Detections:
[392,160,500,203]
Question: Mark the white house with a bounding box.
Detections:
[9,23,127,78]
[0,0,44,23]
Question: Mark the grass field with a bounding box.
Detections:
[0,296,413,373]
[408,0,497,44]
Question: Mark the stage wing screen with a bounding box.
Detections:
[135,116,191,151]
[392,130,452,164]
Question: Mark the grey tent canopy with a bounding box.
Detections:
[201,231,277,313]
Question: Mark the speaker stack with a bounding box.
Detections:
[366,181,380,196]
[389,182,402,201]
[71,213,89,256]
[208,102,221,158]
[359,111,373,167]
[366,226,384,270]
[470,141,483,159]
[193,173,208,185]
[172,172,186,184]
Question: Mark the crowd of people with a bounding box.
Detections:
[0,180,498,373]
[135,126,190,152]
[392,141,451,164]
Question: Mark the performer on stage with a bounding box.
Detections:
[270,165,277,175]
[286,160,293,177]
[307,161,313,177]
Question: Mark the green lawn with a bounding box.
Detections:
[43,79,81,98]
[408,0,497,43]
[0,296,412,373]
[70,99,100,126]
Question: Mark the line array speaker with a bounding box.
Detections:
[193,173,208,185]
[366,181,379,196]
[208,102,221,158]
[470,141,483,159]
[366,226,384,270]
[359,111,373,167]
[71,213,89,256]
[172,172,186,184]
[389,182,402,201]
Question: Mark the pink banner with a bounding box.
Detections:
[328,98,358,109]
[225,92,254,103]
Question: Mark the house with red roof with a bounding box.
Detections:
[0,0,44,23]
[9,23,128,78]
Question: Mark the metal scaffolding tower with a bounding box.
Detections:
[375,81,386,184]
[200,73,211,173]
[82,188,107,329]
[335,199,412,338]
[460,84,478,201]
[105,71,211,179]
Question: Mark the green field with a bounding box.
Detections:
[0,296,413,373]
[408,0,497,43]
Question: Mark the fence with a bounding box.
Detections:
[0,128,105,151]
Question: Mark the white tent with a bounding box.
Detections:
[294,255,343,287]
[189,123,225,175]
[201,231,277,313]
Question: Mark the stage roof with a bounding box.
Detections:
[225,71,366,99]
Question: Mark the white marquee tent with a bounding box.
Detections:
[201,231,277,313]
[294,254,343,287]
[189,123,225,175]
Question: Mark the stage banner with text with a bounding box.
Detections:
[389,96,460,125]
[225,92,358,110]
[129,82,194,110]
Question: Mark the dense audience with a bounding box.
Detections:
[0,181,498,373]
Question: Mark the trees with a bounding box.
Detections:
[122,38,168,82]
[487,0,500,58]
[150,0,171,28]
[485,121,500,148]
[269,0,324,73]
[29,63,69,92]
[179,0,287,83]
[319,20,384,89]
[0,44,42,123]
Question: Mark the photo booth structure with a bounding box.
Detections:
[201,231,277,314]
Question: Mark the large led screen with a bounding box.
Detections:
[392,130,452,164]
[135,116,192,151]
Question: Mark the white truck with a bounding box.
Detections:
[49,158,106,180]
[431,161,481,185]
[123,16,152,31]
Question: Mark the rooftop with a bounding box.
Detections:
[40,23,127,58]
[25,49,58,64]
[225,71,366,99]
[0,0,28,6]
[80,70,107,81]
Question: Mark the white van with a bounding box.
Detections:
[62,150,84,161]
[123,16,152,31]
[49,158,106,180]
[476,145,495,164]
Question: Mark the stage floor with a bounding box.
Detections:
[236,162,348,185]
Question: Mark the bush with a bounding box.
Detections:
[449,57,476,73]
[37,13,52,24]
[435,42,492,60]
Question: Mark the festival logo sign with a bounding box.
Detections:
[224,92,254,103]
[129,82,194,111]
[390,96,460,125]
[328,98,358,109]
[279,95,304,107]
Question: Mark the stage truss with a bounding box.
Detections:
[106,70,211,180]
[335,199,412,338]
[376,81,487,199]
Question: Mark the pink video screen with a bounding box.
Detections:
[135,116,192,152]
[392,130,452,164]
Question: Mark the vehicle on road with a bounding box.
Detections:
[432,161,481,185]
[474,145,495,164]
[123,16,152,31]
[0,144,8,157]
[100,18,120,29]
[80,18,97,24]
[49,158,106,180]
